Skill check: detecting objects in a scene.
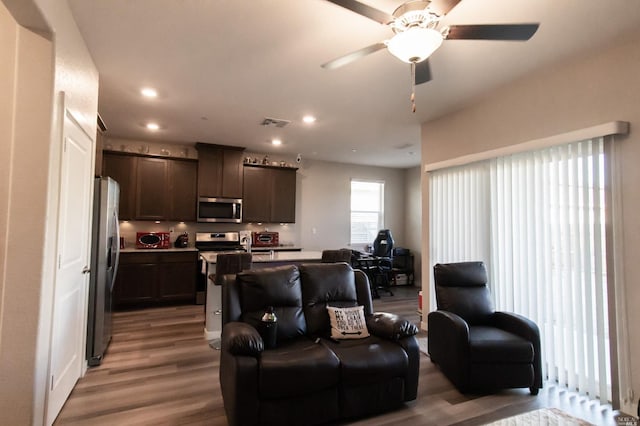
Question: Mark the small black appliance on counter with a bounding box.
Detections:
[174,232,189,248]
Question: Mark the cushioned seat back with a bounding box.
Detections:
[236,265,306,343]
[321,249,353,263]
[433,261,494,325]
[214,252,252,285]
[299,263,359,337]
[372,229,394,258]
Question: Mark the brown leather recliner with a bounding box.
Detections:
[220,263,419,426]
[428,261,542,394]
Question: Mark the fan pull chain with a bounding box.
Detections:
[410,62,416,113]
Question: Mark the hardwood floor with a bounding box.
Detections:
[55,286,623,425]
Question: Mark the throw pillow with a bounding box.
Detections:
[326,305,370,340]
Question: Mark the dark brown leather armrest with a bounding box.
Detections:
[222,322,264,356]
[366,312,418,340]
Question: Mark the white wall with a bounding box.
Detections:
[421,28,640,413]
[0,0,99,423]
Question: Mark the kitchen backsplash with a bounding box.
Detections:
[119,221,299,249]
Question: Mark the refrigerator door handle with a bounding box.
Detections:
[110,209,120,291]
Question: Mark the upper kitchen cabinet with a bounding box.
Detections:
[102,152,136,220]
[168,159,197,221]
[135,157,168,220]
[243,164,297,223]
[102,152,197,221]
[196,143,245,199]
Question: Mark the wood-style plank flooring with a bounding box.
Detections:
[55,286,623,425]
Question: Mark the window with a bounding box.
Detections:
[350,180,384,245]
[429,137,613,403]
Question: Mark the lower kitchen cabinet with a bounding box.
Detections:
[113,251,198,310]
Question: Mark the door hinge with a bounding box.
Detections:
[51,375,54,390]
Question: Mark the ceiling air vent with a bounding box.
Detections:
[261,117,291,128]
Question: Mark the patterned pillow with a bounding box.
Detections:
[326,305,370,340]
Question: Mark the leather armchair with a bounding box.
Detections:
[220,263,419,425]
[427,261,542,394]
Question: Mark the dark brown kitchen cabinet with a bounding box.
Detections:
[102,152,197,221]
[135,157,169,220]
[113,251,197,309]
[102,152,136,220]
[196,143,245,199]
[168,159,197,221]
[243,164,297,223]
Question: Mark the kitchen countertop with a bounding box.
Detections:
[249,246,302,252]
[200,250,322,264]
[120,247,198,253]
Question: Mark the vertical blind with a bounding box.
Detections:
[429,137,612,402]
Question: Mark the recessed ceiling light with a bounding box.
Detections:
[141,87,158,98]
[272,139,282,146]
[146,122,160,131]
[303,115,316,124]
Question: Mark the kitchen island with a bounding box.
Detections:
[202,250,323,340]
[199,250,322,264]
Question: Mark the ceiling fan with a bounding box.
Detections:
[321,0,539,110]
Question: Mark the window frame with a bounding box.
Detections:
[350,179,385,246]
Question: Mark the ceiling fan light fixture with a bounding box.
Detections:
[386,27,443,63]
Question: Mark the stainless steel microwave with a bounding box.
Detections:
[197,197,242,223]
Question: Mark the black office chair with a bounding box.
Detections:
[428,261,542,394]
[365,230,395,297]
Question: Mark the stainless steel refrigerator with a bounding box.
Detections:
[86,176,120,366]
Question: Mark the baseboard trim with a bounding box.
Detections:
[204,328,220,340]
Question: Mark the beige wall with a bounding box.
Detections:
[1,0,99,423]
[421,29,640,413]
[0,2,54,423]
[404,166,422,285]
[297,158,407,250]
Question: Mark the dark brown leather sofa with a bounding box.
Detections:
[220,263,419,426]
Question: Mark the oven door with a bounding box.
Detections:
[197,197,242,223]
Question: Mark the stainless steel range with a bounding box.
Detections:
[195,231,246,254]
[196,231,248,342]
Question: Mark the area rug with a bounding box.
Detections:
[482,408,594,426]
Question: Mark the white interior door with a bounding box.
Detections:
[46,108,94,424]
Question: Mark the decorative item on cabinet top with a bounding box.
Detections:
[242,161,298,170]
[103,143,196,159]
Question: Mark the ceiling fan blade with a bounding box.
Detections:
[428,0,462,16]
[415,60,432,85]
[321,42,387,70]
[324,0,394,24]
[446,23,539,41]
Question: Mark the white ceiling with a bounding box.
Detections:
[68,0,640,168]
